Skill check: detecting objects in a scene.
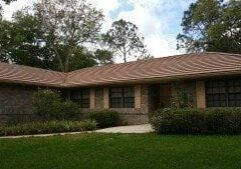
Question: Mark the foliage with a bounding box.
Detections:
[89,109,120,128]
[58,100,81,119]
[206,108,241,134]
[0,12,55,68]
[102,19,151,62]
[32,90,80,120]
[0,0,113,72]
[177,0,241,54]
[35,0,104,72]
[151,108,241,135]
[58,46,98,72]
[94,49,114,65]
[170,82,194,108]
[0,120,97,136]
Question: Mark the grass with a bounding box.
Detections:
[1,134,241,169]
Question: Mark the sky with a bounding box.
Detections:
[0,0,197,60]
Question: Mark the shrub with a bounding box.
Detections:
[170,82,194,108]
[206,108,241,134]
[151,108,206,134]
[0,120,97,136]
[57,100,80,120]
[150,108,241,135]
[32,90,80,120]
[89,109,120,128]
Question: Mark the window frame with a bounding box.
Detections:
[109,87,135,108]
[70,89,90,108]
[205,78,241,107]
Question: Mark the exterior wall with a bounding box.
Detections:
[172,81,197,107]
[0,84,37,124]
[90,89,95,109]
[159,81,197,108]
[196,81,206,108]
[103,88,109,109]
[94,85,149,125]
[0,80,206,125]
[111,85,149,125]
[183,81,197,107]
[95,88,104,109]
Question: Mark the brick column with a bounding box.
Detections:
[196,81,206,108]
[135,85,141,109]
[103,88,109,109]
[90,88,95,109]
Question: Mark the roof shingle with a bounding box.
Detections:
[1,52,241,88]
[65,52,241,87]
[0,62,66,87]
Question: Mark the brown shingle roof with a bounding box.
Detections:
[1,52,241,88]
[65,52,241,87]
[0,62,66,87]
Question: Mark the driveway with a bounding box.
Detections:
[95,124,154,134]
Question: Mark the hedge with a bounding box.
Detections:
[0,120,97,136]
[89,109,120,128]
[32,90,80,120]
[150,108,241,135]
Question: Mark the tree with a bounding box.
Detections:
[103,19,150,63]
[0,0,113,71]
[177,0,241,54]
[0,12,113,70]
[34,0,104,72]
[0,10,56,69]
[94,49,114,65]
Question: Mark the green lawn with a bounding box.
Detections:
[1,134,241,169]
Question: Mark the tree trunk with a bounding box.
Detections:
[123,47,127,63]
[53,46,65,72]
[123,53,127,63]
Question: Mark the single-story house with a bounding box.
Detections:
[1,52,241,124]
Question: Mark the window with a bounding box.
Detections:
[110,87,135,108]
[228,79,241,107]
[70,89,90,108]
[206,78,241,107]
[206,81,226,107]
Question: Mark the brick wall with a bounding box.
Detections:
[196,81,206,108]
[0,80,206,125]
[94,88,104,109]
[101,85,149,125]
[159,81,197,108]
[118,85,149,124]
[0,84,37,124]
[179,81,197,107]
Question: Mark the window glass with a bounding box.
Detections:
[70,89,90,108]
[206,78,241,107]
[110,87,135,108]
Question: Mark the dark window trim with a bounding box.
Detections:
[70,89,90,108]
[205,77,241,107]
[109,86,135,108]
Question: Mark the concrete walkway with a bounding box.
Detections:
[0,124,154,139]
[95,124,154,134]
[0,131,92,139]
